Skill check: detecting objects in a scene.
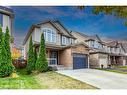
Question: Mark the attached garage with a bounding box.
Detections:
[99,54,108,68]
[89,52,109,68]
[59,43,89,70]
[73,53,88,69]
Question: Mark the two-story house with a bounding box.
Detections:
[0,6,14,50]
[71,31,127,68]
[23,20,90,70]
[105,41,126,66]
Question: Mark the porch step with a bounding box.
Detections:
[57,65,68,70]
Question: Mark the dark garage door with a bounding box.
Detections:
[73,53,88,69]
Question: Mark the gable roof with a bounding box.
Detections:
[85,35,102,42]
[63,42,89,49]
[72,31,89,38]
[36,20,63,34]
[53,20,75,38]
[72,31,103,43]
[105,41,119,47]
[23,20,76,45]
[0,6,14,18]
[121,42,127,53]
[23,24,40,45]
[72,31,126,52]
[103,40,126,52]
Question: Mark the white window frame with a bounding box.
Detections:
[94,41,98,48]
[89,40,94,48]
[42,28,56,43]
[62,36,66,45]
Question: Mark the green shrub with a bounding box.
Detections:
[33,47,37,70]
[4,27,14,71]
[0,26,14,77]
[35,33,48,72]
[26,36,35,74]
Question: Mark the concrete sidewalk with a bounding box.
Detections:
[57,69,127,89]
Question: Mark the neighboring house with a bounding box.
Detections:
[71,31,127,68]
[19,46,24,59]
[23,20,90,70]
[0,6,14,50]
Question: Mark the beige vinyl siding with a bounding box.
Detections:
[24,37,30,59]
[2,14,11,34]
[34,28,41,43]
[37,23,61,45]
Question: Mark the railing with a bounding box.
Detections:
[47,58,57,66]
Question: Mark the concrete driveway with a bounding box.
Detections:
[57,69,127,89]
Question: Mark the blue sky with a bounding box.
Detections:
[11,6,127,46]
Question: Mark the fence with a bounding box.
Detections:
[13,59,27,69]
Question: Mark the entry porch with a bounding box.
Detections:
[109,54,126,66]
[34,44,69,70]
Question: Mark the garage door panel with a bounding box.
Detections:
[99,57,108,68]
[73,53,88,69]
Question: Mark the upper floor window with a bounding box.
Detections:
[110,47,116,53]
[94,41,98,48]
[0,14,3,26]
[119,47,124,54]
[62,36,73,45]
[88,40,94,48]
[62,36,66,45]
[107,46,110,52]
[42,28,56,43]
[116,47,119,53]
[104,46,108,51]
[71,38,75,44]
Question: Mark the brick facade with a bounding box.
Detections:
[59,44,89,69]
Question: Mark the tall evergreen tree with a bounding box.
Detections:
[35,33,48,72]
[0,26,13,77]
[4,27,14,70]
[33,47,37,70]
[26,36,35,74]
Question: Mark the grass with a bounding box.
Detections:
[96,68,127,74]
[116,66,127,69]
[0,69,47,89]
[0,69,97,89]
[35,71,97,89]
[0,75,47,89]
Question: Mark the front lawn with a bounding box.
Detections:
[0,69,47,89]
[0,75,47,89]
[35,71,97,89]
[0,69,97,89]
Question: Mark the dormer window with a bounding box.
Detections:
[62,36,73,45]
[42,28,56,43]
